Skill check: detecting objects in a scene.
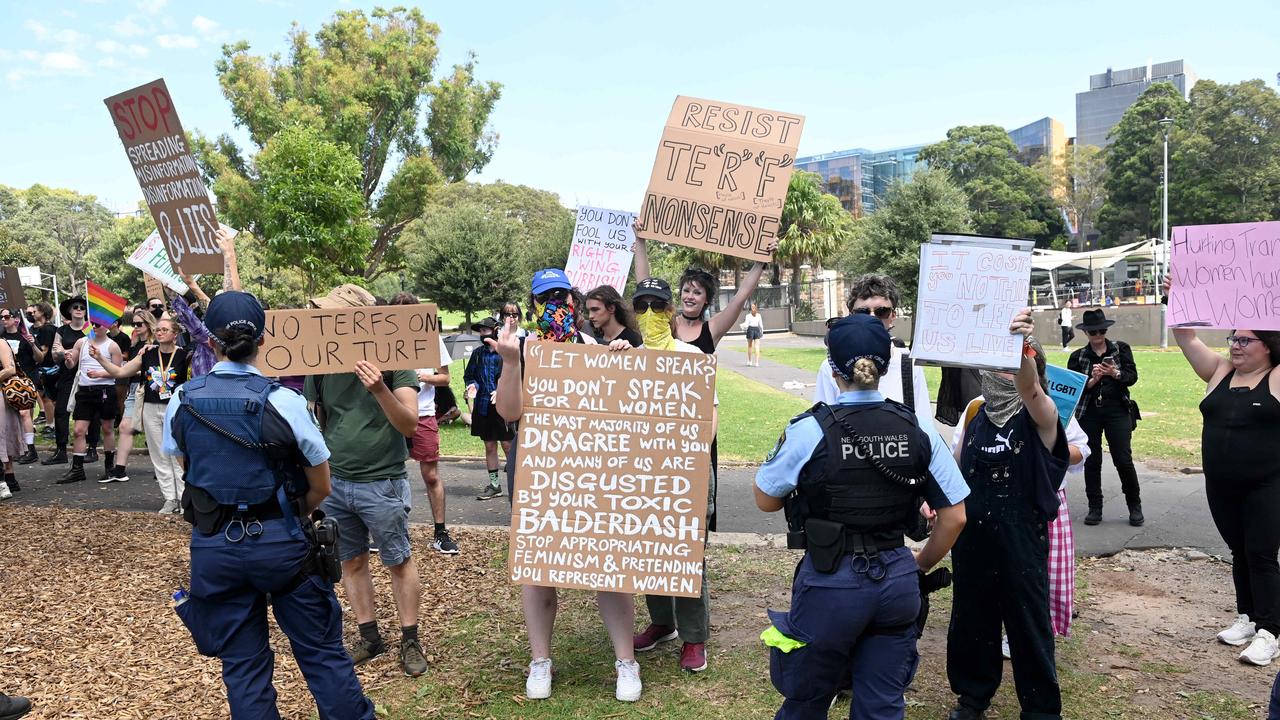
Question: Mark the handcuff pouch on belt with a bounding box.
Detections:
[803,518,901,577]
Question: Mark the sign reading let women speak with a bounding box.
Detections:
[104,79,225,275]
[637,96,805,262]
[508,343,717,598]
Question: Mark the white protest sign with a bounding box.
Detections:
[910,234,1034,371]
[563,206,635,293]
[126,227,230,294]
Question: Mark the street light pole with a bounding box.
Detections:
[1159,117,1174,349]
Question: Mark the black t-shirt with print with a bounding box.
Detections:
[141,346,190,404]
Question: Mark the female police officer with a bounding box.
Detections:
[754,313,968,719]
[161,291,375,720]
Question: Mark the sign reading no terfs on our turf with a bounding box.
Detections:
[508,342,716,598]
[104,79,225,275]
[257,305,440,376]
[636,96,805,262]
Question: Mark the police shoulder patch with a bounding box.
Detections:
[765,429,787,463]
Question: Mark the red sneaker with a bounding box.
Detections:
[633,623,677,652]
[679,642,707,672]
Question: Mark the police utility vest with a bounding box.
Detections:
[173,372,305,517]
[801,401,929,544]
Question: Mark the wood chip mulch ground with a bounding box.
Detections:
[0,504,512,719]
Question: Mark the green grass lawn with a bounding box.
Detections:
[760,346,1208,468]
[437,360,810,464]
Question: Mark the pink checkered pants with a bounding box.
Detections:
[1047,488,1074,636]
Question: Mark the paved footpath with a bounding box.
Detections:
[10,334,1225,557]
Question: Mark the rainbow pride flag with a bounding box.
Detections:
[86,280,127,328]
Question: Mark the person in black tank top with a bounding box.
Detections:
[1173,318,1280,670]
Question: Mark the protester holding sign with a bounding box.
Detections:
[754,313,968,718]
[947,315,1069,720]
[1166,275,1280,667]
[1068,309,1143,527]
[489,270,660,703]
[304,284,428,677]
[91,317,190,512]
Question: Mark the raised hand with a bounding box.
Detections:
[353,360,386,394]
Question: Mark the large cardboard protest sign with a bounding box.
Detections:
[1045,364,1088,428]
[564,206,635,293]
[911,234,1034,371]
[508,343,716,597]
[143,275,166,305]
[1167,221,1280,330]
[636,96,805,262]
[104,79,224,275]
[0,266,25,311]
[257,305,440,376]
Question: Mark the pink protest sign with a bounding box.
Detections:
[1168,221,1280,330]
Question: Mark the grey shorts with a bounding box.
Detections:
[320,475,414,567]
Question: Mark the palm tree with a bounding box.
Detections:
[777,171,854,309]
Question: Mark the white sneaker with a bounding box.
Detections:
[0,483,11,500]
[615,659,642,702]
[1240,629,1280,666]
[1217,614,1256,646]
[525,658,552,700]
[1001,634,1011,660]
[158,499,179,515]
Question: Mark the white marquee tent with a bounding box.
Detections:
[1031,239,1167,306]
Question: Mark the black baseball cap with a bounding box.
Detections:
[633,277,672,302]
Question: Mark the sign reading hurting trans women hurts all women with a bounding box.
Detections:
[636,96,804,262]
[1168,221,1280,331]
[508,343,716,598]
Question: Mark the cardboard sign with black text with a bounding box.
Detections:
[636,96,805,262]
[508,342,717,597]
[104,78,224,275]
[257,305,440,376]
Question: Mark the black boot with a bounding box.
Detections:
[57,456,86,485]
[947,705,985,720]
[40,449,68,465]
[85,447,98,464]
[0,691,32,720]
[1128,502,1144,527]
[17,445,38,464]
[4,474,18,492]
[1084,505,1103,525]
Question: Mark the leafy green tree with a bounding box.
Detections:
[0,185,113,293]
[919,125,1066,247]
[837,167,974,308]
[426,181,574,277]
[778,170,854,304]
[1171,79,1280,225]
[1097,82,1188,243]
[404,203,524,324]
[194,7,501,280]
[1035,144,1108,251]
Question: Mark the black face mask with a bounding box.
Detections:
[151,307,164,319]
[24,312,36,323]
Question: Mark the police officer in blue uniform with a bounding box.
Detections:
[162,291,375,720]
[755,313,969,719]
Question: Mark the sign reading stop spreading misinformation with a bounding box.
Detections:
[104,78,225,275]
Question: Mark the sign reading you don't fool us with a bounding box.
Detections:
[509,343,717,598]
[637,96,805,262]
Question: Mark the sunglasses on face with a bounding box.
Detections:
[853,306,894,320]
[502,311,520,318]
[633,299,668,313]
[1087,329,1107,336]
[535,288,569,303]
[1227,335,1260,348]
[71,305,85,311]
[0,314,11,320]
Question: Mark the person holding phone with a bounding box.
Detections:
[1068,309,1141,527]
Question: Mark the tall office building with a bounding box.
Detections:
[1076,60,1196,148]
[1008,117,1067,165]
[794,145,925,214]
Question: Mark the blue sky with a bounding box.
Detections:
[2,0,1278,215]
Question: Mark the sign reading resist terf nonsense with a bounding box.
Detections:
[636,96,805,262]
[508,343,716,598]
[104,79,224,275]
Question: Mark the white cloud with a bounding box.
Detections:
[112,17,147,37]
[53,29,84,45]
[98,56,124,69]
[191,15,219,34]
[0,49,11,62]
[97,39,123,54]
[19,50,39,62]
[156,34,198,49]
[137,0,169,14]
[23,20,49,40]
[128,44,150,58]
[41,51,85,72]
[6,69,30,84]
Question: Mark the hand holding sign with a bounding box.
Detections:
[354,360,387,394]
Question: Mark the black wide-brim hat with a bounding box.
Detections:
[59,295,87,320]
[1076,308,1116,331]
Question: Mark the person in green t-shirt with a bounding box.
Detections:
[303,283,427,678]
